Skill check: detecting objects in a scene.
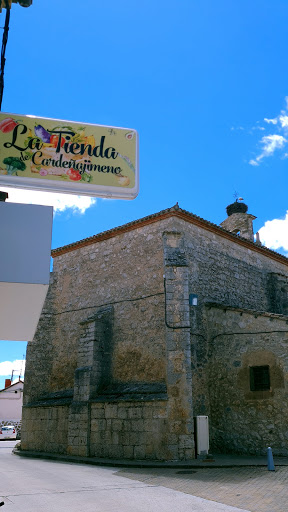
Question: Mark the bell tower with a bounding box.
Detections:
[220,199,256,242]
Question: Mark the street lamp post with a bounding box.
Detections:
[0,0,32,110]
[0,1,32,13]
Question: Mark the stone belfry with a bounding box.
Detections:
[220,199,256,241]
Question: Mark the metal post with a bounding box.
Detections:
[267,446,275,471]
[0,0,11,111]
[0,2,11,198]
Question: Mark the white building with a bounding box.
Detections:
[0,379,24,436]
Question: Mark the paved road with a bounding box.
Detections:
[0,441,248,512]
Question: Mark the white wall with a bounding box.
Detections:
[0,201,53,341]
[0,381,23,421]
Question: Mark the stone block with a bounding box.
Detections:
[111,432,119,445]
[112,419,123,431]
[167,444,179,459]
[91,407,105,419]
[101,430,112,443]
[133,445,146,459]
[152,407,167,419]
[105,405,118,419]
[129,432,139,445]
[184,448,194,459]
[121,420,130,432]
[178,435,194,449]
[131,419,144,431]
[142,407,153,419]
[123,445,134,458]
[119,432,130,445]
[117,407,128,419]
[108,444,123,458]
[128,408,142,419]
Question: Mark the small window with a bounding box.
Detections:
[250,366,270,391]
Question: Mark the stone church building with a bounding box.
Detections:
[21,201,288,460]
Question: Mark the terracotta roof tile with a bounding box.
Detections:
[51,204,288,266]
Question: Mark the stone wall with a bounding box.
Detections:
[89,401,170,460]
[268,272,288,315]
[23,275,57,405]
[50,222,167,393]
[22,217,195,459]
[205,305,288,455]
[21,406,69,454]
[23,221,167,405]
[63,231,195,461]
[22,210,288,458]
[170,217,288,425]
[172,217,288,312]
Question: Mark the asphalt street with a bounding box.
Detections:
[0,441,249,512]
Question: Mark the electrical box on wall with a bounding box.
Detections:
[194,415,209,457]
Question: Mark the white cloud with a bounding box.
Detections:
[0,187,96,214]
[250,97,288,165]
[279,115,288,128]
[261,134,286,154]
[258,211,288,251]
[264,117,278,125]
[0,359,25,378]
[250,134,286,165]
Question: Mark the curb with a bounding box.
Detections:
[13,448,288,469]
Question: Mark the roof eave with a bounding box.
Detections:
[51,206,288,267]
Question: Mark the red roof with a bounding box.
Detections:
[0,380,24,393]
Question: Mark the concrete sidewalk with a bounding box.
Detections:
[13,447,288,512]
[2,442,250,512]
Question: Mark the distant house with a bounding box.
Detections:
[0,379,24,436]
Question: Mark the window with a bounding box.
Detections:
[250,366,270,392]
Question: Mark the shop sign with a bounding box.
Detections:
[0,112,139,199]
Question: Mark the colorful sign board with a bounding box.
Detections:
[0,112,139,199]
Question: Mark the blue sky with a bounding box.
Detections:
[1,0,288,388]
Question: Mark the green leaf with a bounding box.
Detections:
[51,125,74,131]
